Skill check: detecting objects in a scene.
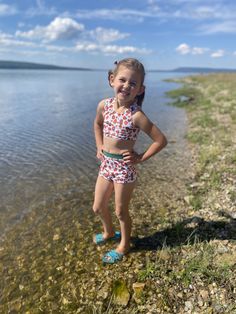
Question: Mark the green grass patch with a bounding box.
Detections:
[166,86,201,108]
[198,146,221,169]
[186,131,211,145]
[137,242,233,290]
[189,193,203,210]
[192,114,218,128]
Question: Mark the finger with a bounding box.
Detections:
[122,151,131,157]
[123,155,133,161]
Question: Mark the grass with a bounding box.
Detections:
[138,241,234,284]
[167,74,236,197]
[165,85,201,108]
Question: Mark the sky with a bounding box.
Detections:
[0,0,236,70]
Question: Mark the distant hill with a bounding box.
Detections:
[150,67,236,73]
[173,67,236,73]
[0,60,93,71]
[1,61,236,73]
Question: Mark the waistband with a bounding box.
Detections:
[102,150,123,160]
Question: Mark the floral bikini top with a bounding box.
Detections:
[103,98,140,141]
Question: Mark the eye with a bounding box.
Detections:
[130,82,137,87]
[119,78,125,82]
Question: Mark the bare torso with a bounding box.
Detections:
[103,136,136,154]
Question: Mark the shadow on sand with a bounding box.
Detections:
[131,211,236,252]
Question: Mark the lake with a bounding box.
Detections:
[0,69,187,237]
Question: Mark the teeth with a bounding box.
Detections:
[121,91,129,95]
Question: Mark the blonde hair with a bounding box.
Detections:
[108,58,145,107]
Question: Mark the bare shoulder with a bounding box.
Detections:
[133,109,151,125]
[97,98,106,109]
[96,98,108,114]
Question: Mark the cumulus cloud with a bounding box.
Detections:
[16,17,84,42]
[89,27,129,43]
[176,43,208,55]
[12,16,151,56]
[74,42,151,55]
[176,43,191,55]
[45,41,151,55]
[211,49,225,58]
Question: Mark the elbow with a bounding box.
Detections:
[161,134,168,149]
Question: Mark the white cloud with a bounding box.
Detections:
[74,42,151,55]
[75,3,236,23]
[0,29,151,57]
[102,45,151,55]
[176,43,191,55]
[75,9,159,21]
[89,27,129,43]
[211,49,225,58]
[10,15,151,58]
[192,47,209,55]
[16,17,85,42]
[0,32,38,48]
[176,43,208,55]
[0,3,17,15]
[200,21,236,34]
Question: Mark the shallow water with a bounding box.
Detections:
[0,70,195,312]
[0,69,187,236]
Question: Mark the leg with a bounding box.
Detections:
[114,181,136,254]
[93,176,114,238]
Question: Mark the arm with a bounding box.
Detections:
[94,100,105,159]
[123,111,167,164]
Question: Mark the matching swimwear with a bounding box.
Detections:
[103,98,140,141]
[99,152,137,184]
[99,98,140,184]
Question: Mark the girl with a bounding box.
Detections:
[93,58,167,264]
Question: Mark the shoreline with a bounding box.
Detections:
[1,74,236,313]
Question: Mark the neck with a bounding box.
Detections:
[115,97,135,108]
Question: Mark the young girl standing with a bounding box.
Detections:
[93,58,167,264]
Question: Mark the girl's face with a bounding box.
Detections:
[109,65,145,105]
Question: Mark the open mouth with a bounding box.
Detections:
[119,90,130,96]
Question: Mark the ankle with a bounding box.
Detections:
[116,244,130,254]
[103,231,115,239]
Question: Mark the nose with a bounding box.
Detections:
[124,81,130,89]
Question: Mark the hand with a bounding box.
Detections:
[122,150,141,165]
[96,146,104,160]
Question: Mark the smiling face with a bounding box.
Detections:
[109,65,145,106]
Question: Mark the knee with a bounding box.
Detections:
[115,206,128,221]
[92,203,101,215]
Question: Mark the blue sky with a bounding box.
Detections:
[0,0,236,70]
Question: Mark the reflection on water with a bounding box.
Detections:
[0,69,187,235]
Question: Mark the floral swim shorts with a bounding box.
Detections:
[99,154,137,184]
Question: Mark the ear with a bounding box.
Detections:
[109,73,115,87]
[138,85,145,95]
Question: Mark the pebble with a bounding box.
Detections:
[200,290,209,301]
[185,300,193,311]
